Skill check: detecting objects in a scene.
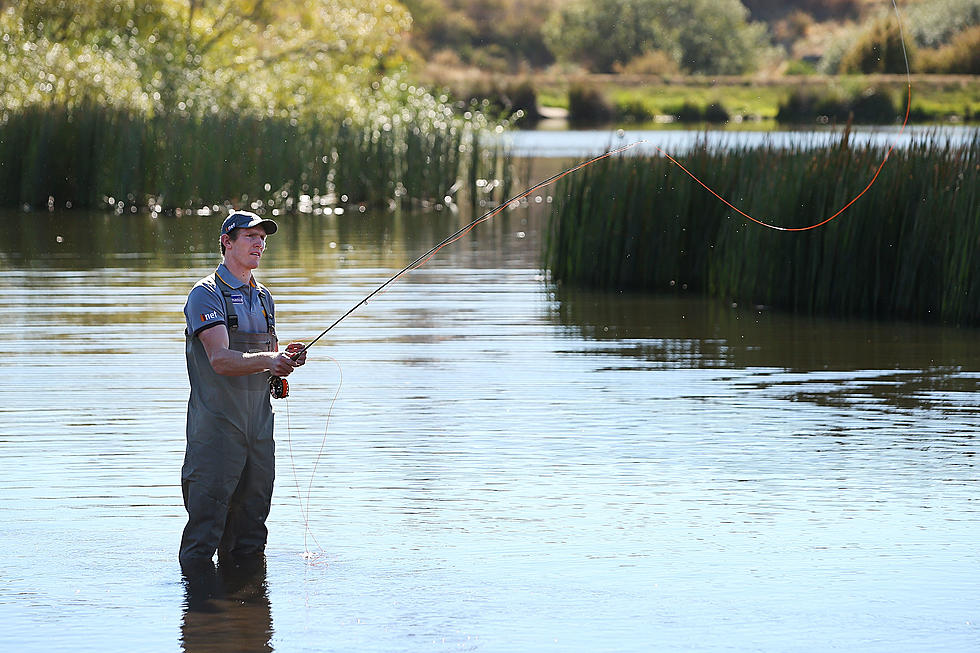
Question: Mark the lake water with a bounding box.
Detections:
[1,195,978,652]
[500,124,980,158]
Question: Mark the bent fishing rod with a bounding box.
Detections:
[269,140,643,398]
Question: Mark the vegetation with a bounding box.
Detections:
[0,89,513,212]
[0,1,513,212]
[401,0,557,71]
[518,74,975,126]
[917,24,980,73]
[904,0,980,48]
[410,0,980,124]
[777,85,901,124]
[546,134,980,325]
[542,0,770,75]
[828,0,980,74]
[407,0,980,79]
[0,0,411,120]
[839,19,913,74]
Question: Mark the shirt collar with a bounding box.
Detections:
[215,264,255,290]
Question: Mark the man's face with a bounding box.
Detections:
[223,226,268,270]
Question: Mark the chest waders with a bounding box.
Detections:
[180,277,277,569]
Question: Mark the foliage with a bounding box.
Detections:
[614,50,679,76]
[784,59,818,75]
[614,98,655,124]
[542,0,769,74]
[904,0,980,48]
[0,0,411,120]
[567,85,614,124]
[917,24,980,73]
[546,135,980,325]
[449,79,540,121]
[403,0,557,70]
[777,86,900,124]
[0,87,513,212]
[740,0,861,22]
[838,19,913,74]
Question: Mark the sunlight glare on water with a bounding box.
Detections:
[0,208,977,652]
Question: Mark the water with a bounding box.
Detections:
[501,125,980,158]
[1,205,978,653]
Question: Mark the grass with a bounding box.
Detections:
[431,72,980,126]
[545,131,980,325]
[0,103,512,214]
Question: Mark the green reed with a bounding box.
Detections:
[0,103,507,213]
[546,134,980,325]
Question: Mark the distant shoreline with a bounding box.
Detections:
[416,70,980,124]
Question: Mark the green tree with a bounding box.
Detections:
[543,0,673,73]
[672,0,769,74]
[405,0,557,69]
[1,0,412,118]
[543,0,768,74]
[905,0,980,48]
[839,19,912,74]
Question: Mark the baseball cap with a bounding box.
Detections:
[220,210,278,236]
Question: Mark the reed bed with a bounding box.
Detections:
[546,133,980,325]
[0,104,511,214]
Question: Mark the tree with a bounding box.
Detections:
[1,0,412,118]
[406,0,558,70]
[543,0,673,73]
[543,0,768,74]
[672,0,769,74]
[838,19,912,74]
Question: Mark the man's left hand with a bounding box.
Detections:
[285,342,307,366]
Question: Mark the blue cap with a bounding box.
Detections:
[220,211,278,236]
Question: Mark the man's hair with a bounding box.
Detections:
[220,228,241,256]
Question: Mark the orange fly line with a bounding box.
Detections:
[284,0,914,560]
[655,0,912,232]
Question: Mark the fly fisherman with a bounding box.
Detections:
[180,211,306,575]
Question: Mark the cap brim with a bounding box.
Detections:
[252,218,278,235]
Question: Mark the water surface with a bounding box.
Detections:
[501,125,980,158]
[1,208,977,652]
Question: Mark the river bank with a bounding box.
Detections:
[419,71,980,125]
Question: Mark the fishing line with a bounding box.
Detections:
[654,0,912,231]
[280,142,642,562]
[283,354,343,563]
[282,0,912,556]
[286,4,912,363]
[294,139,644,356]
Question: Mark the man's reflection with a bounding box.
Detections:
[180,554,273,653]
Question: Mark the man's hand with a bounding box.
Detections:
[200,326,306,377]
[284,342,308,366]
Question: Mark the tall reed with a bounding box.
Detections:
[546,134,980,325]
[0,103,508,213]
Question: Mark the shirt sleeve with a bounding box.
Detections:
[184,283,225,337]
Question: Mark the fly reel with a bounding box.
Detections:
[270,376,289,399]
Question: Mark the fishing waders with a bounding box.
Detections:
[180,277,277,571]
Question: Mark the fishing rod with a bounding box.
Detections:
[269,140,643,398]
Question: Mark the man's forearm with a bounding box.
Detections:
[208,349,277,377]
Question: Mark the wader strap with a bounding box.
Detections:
[256,286,275,337]
[215,274,240,332]
[215,273,274,335]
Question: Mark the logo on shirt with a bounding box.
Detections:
[200,310,219,322]
[230,293,244,305]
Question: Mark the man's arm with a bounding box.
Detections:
[198,324,302,377]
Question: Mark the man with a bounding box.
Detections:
[180,210,307,573]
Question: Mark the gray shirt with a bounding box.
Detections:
[184,264,276,337]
